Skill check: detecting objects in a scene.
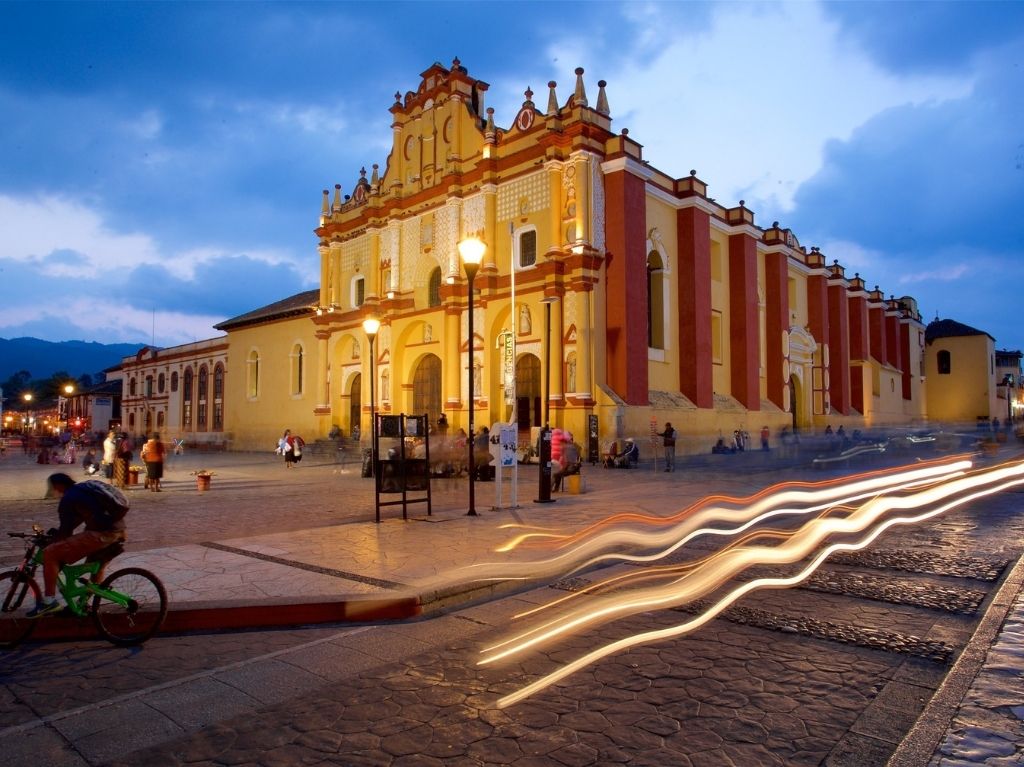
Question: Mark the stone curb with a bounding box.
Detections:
[886,550,1024,767]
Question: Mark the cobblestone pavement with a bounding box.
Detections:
[1,443,1023,765]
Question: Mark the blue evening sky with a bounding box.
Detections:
[1,1,1022,352]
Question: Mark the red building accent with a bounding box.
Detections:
[677,207,713,408]
[827,281,851,415]
[807,274,829,358]
[603,164,649,405]
[900,322,913,400]
[729,232,759,410]
[764,251,789,409]
[869,301,888,364]
[886,310,902,371]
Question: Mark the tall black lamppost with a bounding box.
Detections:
[1003,373,1014,426]
[363,316,380,465]
[458,236,485,517]
[536,296,559,503]
[22,392,34,436]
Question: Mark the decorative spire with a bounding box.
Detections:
[370,163,379,187]
[523,86,534,109]
[596,79,609,115]
[547,81,559,115]
[332,184,342,212]
[359,167,368,185]
[573,67,588,107]
[394,91,402,104]
[485,107,495,134]
[321,189,329,218]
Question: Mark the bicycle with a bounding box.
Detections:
[0,525,168,649]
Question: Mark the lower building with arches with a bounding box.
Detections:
[215,59,926,453]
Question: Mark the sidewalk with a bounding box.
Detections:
[2,443,1023,766]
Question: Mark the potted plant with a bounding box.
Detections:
[128,465,144,485]
[192,469,215,492]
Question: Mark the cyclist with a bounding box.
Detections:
[27,472,128,618]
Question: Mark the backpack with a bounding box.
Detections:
[79,480,130,527]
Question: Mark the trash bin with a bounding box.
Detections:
[565,474,582,494]
[361,449,373,478]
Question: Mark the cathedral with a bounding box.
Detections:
[213,59,925,454]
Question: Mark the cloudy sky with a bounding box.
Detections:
[1,1,1022,351]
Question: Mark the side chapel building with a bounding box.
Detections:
[213,59,926,452]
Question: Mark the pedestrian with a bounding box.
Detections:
[657,421,678,472]
[113,432,133,488]
[437,413,448,435]
[282,429,304,468]
[82,448,100,475]
[102,430,117,479]
[141,433,165,492]
[760,426,770,451]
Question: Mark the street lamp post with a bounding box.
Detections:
[60,383,75,432]
[22,392,34,436]
[363,316,380,476]
[458,236,486,517]
[536,296,560,504]
[1004,374,1014,426]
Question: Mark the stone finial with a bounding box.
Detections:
[573,67,588,107]
[772,221,779,228]
[690,169,697,176]
[370,164,379,186]
[452,56,461,70]
[394,91,402,104]
[485,107,495,134]
[596,79,609,115]
[333,184,342,212]
[524,86,534,106]
[359,167,367,181]
[321,189,330,216]
[546,81,559,115]
[739,199,746,207]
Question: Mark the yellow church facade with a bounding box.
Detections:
[217,59,926,454]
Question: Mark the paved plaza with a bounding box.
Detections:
[0,440,1023,766]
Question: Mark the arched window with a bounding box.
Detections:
[290,344,304,395]
[182,367,193,429]
[937,350,951,375]
[647,250,665,349]
[197,366,208,429]
[247,350,260,399]
[213,363,224,431]
[145,376,153,398]
[352,276,365,307]
[428,267,442,307]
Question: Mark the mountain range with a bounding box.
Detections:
[0,337,146,383]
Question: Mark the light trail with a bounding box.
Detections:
[420,460,971,596]
[485,459,1024,707]
[496,455,972,552]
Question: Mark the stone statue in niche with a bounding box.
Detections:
[519,305,532,335]
[473,357,482,394]
[423,323,432,343]
[353,339,361,360]
[381,369,390,402]
[567,355,577,394]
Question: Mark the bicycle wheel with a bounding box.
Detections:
[0,571,42,649]
[91,567,168,646]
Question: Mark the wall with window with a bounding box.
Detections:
[925,334,995,422]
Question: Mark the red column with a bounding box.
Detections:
[677,207,713,408]
[869,303,887,364]
[603,165,648,405]
[729,232,759,410]
[827,282,851,415]
[900,322,913,399]
[764,251,789,409]
[885,311,902,371]
[807,274,829,356]
[848,293,868,414]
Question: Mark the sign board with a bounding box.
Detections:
[498,422,517,468]
[499,331,515,405]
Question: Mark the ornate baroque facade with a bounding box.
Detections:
[217,60,926,452]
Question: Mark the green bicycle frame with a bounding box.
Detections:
[32,550,134,617]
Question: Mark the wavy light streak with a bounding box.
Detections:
[486,459,1024,708]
